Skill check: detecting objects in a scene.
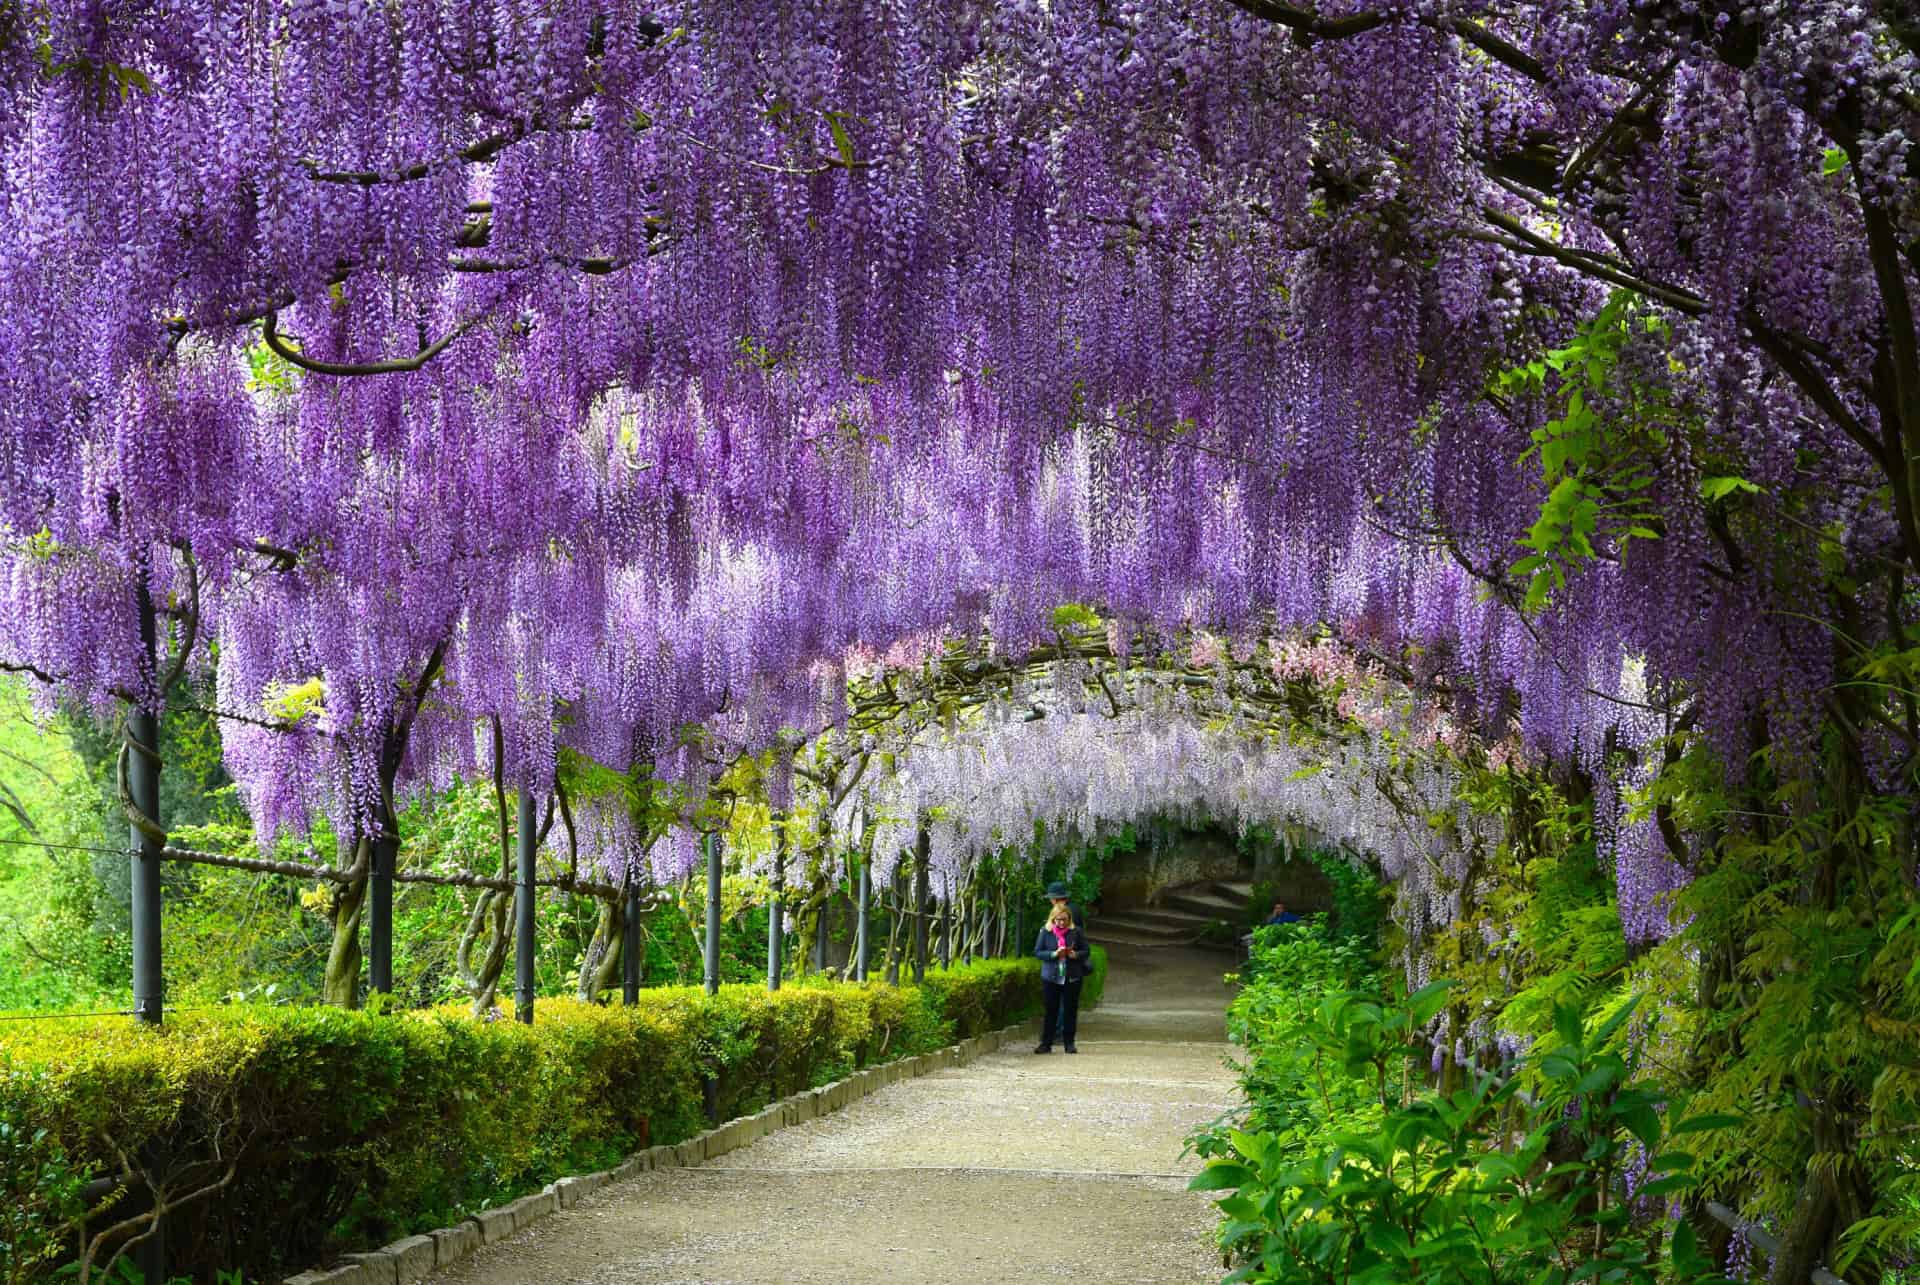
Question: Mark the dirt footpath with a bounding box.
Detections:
[427,945,1240,1285]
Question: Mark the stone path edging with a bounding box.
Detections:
[282,1023,1031,1285]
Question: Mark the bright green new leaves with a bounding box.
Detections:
[262,675,326,725]
[1048,602,1104,634]
[1500,291,1691,611]
[1697,476,1759,504]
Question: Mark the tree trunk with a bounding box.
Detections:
[576,896,625,1002]
[1767,1166,1840,1285]
[459,889,510,1015]
[323,835,370,1008]
[461,715,516,1015]
[911,824,930,983]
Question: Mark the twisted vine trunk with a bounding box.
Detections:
[323,834,371,1007]
[321,738,403,1008]
[575,896,626,1002]
[458,889,510,1014]
[1765,661,1879,1282]
[320,640,446,1008]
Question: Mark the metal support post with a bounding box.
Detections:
[855,858,870,982]
[127,584,167,1285]
[703,831,722,996]
[369,831,395,997]
[885,864,903,986]
[623,885,641,1004]
[766,889,783,991]
[369,733,402,998]
[128,706,164,1026]
[911,827,930,984]
[939,880,952,969]
[129,581,164,1026]
[768,827,785,990]
[514,791,536,1023]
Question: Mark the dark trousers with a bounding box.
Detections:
[1041,978,1083,1046]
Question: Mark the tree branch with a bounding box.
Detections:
[241,539,300,573]
[830,751,873,809]
[0,743,62,789]
[301,116,593,186]
[1742,315,1893,475]
[0,777,49,851]
[1223,0,1547,82]
[167,702,309,735]
[449,253,634,275]
[1480,208,1709,315]
[156,839,637,899]
[156,544,200,696]
[394,636,450,745]
[261,309,487,378]
[0,658,68,687]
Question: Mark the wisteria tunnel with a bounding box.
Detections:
[0,2,1916,1283]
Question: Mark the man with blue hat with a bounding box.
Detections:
[1044,880,1081,927]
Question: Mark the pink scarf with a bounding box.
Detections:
[1051,923,1071,950]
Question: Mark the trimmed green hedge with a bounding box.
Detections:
[0,948,1105,1282]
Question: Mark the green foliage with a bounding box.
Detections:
[1196,962,1739,1285]
[0,1072,89,1285]
[1429,746,1920,1278]
[1234,828,1390,943]
[1306,848,1389,943]
[1497,290,1679,610]
[1196,921,1387,1164]
[0,680,126,1011]
[1667,823,1920,1271]
[1048,602,1103,634]
[0,953,1077,1282]
[1035,820,1137,913]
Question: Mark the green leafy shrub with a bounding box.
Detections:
[0,950,1097,1283]
[1195,969,1740,1284]
[0,1070,89,1285]
[1195,920,1386,1161]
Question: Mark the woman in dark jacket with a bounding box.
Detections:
[1034,903,1091,1054]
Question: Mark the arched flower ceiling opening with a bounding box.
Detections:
[841,632,1499,963]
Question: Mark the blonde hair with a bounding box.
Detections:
[1048,904,1074,930]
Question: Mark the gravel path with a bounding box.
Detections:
[427,945,1240,1285]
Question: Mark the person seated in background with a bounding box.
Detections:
[1241,899,1303,962]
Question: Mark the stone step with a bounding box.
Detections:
[1213,879,1255,902]
[1127,905,1220,929]
[1163,890,1244,920]
[1087,926,1196,948]
[1089,914,1195,941]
